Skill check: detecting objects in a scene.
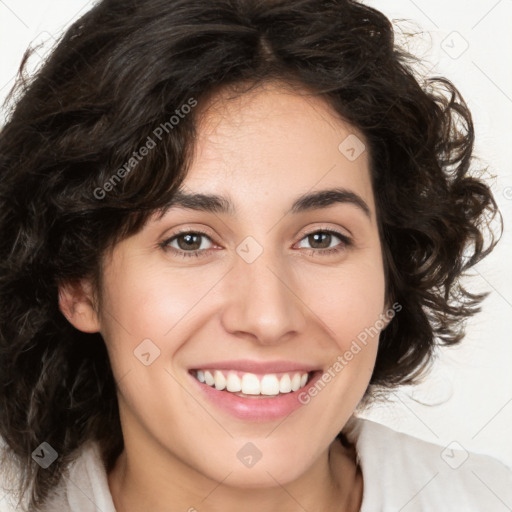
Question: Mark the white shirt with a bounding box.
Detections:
[2,417,511,511]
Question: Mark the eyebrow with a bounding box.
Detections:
[163,187,371,219]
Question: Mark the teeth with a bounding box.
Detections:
[291,373,301,392]
[226,372,242,392]
[194,369,311,396]
[261,374,280,395]
[204,370,214,386]
[214,370,226,390]
[241,373,260,395]
[279,374,292,393]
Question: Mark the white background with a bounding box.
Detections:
[1,0,511,477]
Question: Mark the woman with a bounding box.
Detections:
[0,0,510,511]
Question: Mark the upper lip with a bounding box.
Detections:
[189,359,321,374]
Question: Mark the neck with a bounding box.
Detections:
[107,434,363,512]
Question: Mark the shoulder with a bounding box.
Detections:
[343,416,512,512]
[40,440,116,512]
[0,439,116,512]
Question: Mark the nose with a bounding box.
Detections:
[220,246,308,346]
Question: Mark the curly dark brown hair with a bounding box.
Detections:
[0,0,501,509]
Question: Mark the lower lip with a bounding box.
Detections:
[188,371,322,421]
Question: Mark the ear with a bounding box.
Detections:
[58,278,101,333]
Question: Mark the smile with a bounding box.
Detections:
[188,361,323,421]
[192,369,311,396]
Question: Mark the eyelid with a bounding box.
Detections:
[160,226,218,248]
[160,224,353,258]
[162,224,352,247]
[295,224,352,243]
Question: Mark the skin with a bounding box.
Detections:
[59,81,390,512]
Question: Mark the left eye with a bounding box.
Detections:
[164,231,214,254]
[296,230,349,251]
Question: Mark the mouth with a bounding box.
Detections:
[187,362,323,421]
[190,368,313,398]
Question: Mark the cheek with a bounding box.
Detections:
[98,260,232,393]
[302,257,386,345]
[299,257,386,403]
[100,260,206,342]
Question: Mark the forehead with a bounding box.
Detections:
[183,82,374,208]
[194,81,362,152]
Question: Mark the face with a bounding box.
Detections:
[63,82,388,488]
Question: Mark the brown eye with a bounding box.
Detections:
[160,230,215,258]
[174,233,205,251]
[297,230,351,254]
[306,232,333,249]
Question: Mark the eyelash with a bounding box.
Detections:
[159,228,352,259]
